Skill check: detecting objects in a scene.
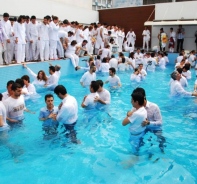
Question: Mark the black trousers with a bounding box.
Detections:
[64,122,77,143]
[177,39,184,52]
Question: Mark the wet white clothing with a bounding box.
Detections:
[80,71,96,87]
[170,80,192,96]
[83,92,99,109]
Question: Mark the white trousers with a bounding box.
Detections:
[0,44,3,65]
[118,38,123,52]
[16,44,25,63]
[49,40,58,60]
[25,42,32,61]
[31,39,40,60]
[57,40,64,58]
[143,39,149,51]
[40,40,49,61]
[10,41,15,61]
[127,39,135,48]
[3,41,12,64]
[65,53,79,68]
[95,39,104,50]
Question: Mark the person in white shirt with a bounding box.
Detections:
[182,64,191,80]
[45,66,59,90]
[0,93,9,131]
[105,67,121,88]
[29,16,39,61]
[158,52,166,70]
[21,75,36,95]
[122,91,147,154]
[81,81,99,110]
[94,55,101,71]
[100,57,110,73]
[99,45,111,61]
[130,69,142,83]
[1,13,13,64]
[109,55,118,70]
[2,80,14,102]
[95,23,104,55]
[57,29,67,59]
[126,28,136,48]
[142,26,150,51]
[138,64,147,80]
[127,52,136,71]
[49,16,59,60]
[80,64,96,87]
[14,15,26,64]
[23,64,48,86]
[175,52,183,63]
[175,58,185,70]
[146,53,157,72]
[3,83,26,124]
[76,24,84,44]
[76,40,88,57]
[134,48,143,67]
[38,16,50,61]
[188,50,196,67]
[95,80,111,106]
[25,16,32,62]
[169,28,176,53]
[123,38,134,53]
[194,79,197,92]
[170,71,197,97]
[54,85,79,144]
[118,57,127,71]
[65,40,80,71]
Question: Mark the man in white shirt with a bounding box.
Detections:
[95,22,104,55]
[105,67,121,88]
[109,55,118,70]
[81,81,99,109]
[122,91,147,154]
[80,64,96,87]
[38,16,50,61]
[29,16,39,61]
[0,93,9,132]
[54,85,79,144]
[21,75,36,95]
[138,64,147,80]
[25,16,32,62]
[170,71,197,97]
[182,65,191,80]
[126,28,136,48]
[169,28,176,53]
[45,66,59,90]
[134,48,143,67]
[1,13,13,64]
[49,16,59,60]
[57,29,68,59]
[142,26,150,51]
[3,83,26,125]
[94,80,111,105]
[2,80,14,102]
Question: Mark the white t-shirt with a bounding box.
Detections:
[47,73,59,90]
[128,58,136,70]
[146,57,156,71]
[107,75,121,87]
[56,95,78,125]
[118,63,127,71]
[169,76,188,88]
[80,71,96,87]
[3,96,25,120]
[83,92,99,109]
[159,57,166,69]
[0,101,9,131]
[95,59,101,71]
[26,83,36,95]
[182,70,191,79]
[109,58,118,69]
[100,48,111,60]
[2,91,10,102]
[65,44,76,55]
[97,88,111,104]
[100,63,110,73]
[58,30,68,39]
[195,64,197,76]
[177,56,183,63]
[130,74,141,83]
[134,53,143,65]
[128,107,147,134]
[188,54,196,67]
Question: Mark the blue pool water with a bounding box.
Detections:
[0,55,197,184]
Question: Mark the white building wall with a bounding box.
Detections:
[0,0,98,24]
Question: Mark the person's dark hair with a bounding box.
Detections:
[15,78,24,87]
[45,94,54,101]
[134,68,138,72]
[179,52,183,56]
[17,15,23,23]
[97,55,100,60]
[164,52,168,56]
[109,38,114,43]
[133,87,146,98]
[183,65,190,71]
[54,85,67,95]
[108,31,112,35]
[129,52,135,59]
[26,15,30,19]
[37,70,47,82]
[0,93,2,101]
[63,19,69,24]
[131,92,145,106]
[102,58,107,63]
[46,15,51,20]
[82,40,88,44]
[109,67,116,74]
[177,67,183,74]
[11,83,22,91]
[159,52,164,57]
[137,48,140,51]
[68,31,73,35]
[90,81,99,92]
[7,80,14,87]
[119,52,124,57]
[71,40,77,46]
[122,57,126,63]
[31,15,36,19]
[3,13,9,17]
[96,80,103,87]
[141,49,145,54]
[170,27,173,30]
[49,66,55,73]
[111,55,115,58]
[21,75,30,83]
[90,63,96,69]
[52,16,58,21]
[151,52,155,57]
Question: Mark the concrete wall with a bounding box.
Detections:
[0,0,98,24]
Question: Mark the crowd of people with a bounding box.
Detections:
[1,12,197,156]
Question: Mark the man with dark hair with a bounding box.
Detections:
[2,80,14,102]
[122,91,147,154]
[1,12,13,64]
[54,85,78,144]
[21,75,36,95]
[3,83,26,124]
[105,67,121,88]
[94,80,111,105]
[80,64,96,87]
[81,81,99,109]
[77,40,88,57]
[45,66,59,90]
[39,94,58,137]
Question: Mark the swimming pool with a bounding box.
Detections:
[0,54,197,184]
